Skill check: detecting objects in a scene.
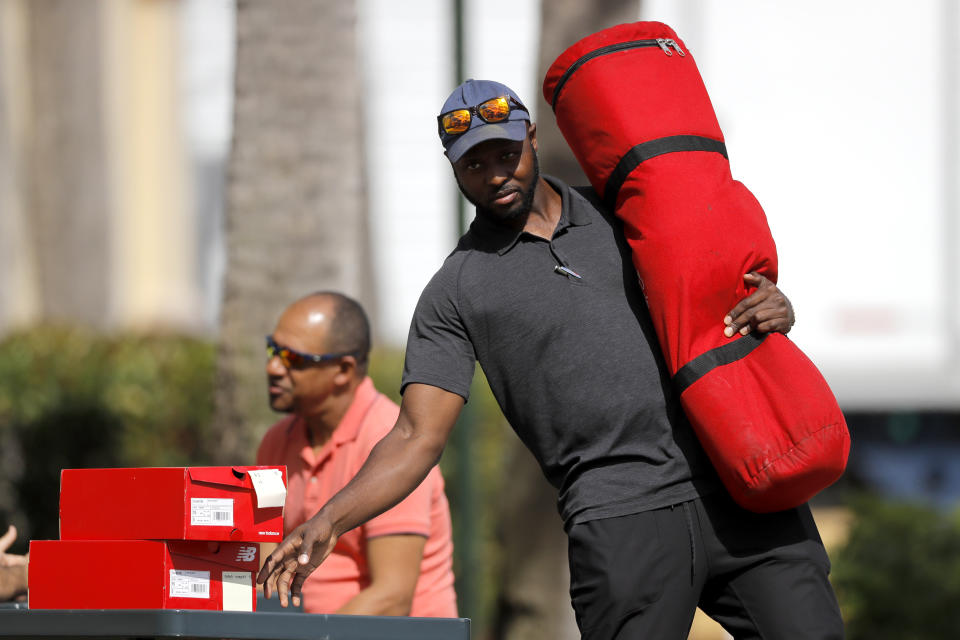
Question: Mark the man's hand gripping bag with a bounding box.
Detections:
[543,21,849,512]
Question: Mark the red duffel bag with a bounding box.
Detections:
[543,21,849,512]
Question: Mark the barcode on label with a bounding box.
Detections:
[169,570,211,599]
[190,498,234,527]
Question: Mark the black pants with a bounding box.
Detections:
[567,492,844,639]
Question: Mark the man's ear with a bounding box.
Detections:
[528,122,538,151]
[333,356,357,387]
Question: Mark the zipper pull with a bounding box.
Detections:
[666,39,686,56]
[656,38,673,56]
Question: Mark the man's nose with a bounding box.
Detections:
[266,354,286,375]
[487,164,511,188]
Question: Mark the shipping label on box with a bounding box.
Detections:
[59,466,287,542]
[29,539,260,611]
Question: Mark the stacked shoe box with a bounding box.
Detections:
[29,466,287,611]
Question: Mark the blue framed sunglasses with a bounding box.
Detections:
[265,335,359,369]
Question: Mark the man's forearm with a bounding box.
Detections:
[320,421,444,538]
[257,384,462,605]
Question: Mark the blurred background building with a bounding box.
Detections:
[0,0,958,638]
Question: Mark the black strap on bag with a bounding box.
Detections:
[602,135,728,210]
[600,132,754,393]
[673,332,767,395]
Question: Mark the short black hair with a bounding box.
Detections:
[313,291,371,374]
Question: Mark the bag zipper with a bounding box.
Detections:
[551,38,686,109]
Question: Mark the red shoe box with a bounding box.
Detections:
[59,466,286,542]
[28,539,260,611]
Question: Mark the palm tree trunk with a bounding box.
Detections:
[0,0,38,330]
[22,0,112,327]
[213,0,373,463]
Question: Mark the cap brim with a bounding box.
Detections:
[444,120,529,163]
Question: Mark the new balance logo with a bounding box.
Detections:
[235,546,257,563]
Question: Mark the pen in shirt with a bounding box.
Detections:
[554,265,582,279]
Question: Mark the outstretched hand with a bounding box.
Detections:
[723,272,795,338]
[256,513,338,608]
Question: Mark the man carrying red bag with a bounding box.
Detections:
[259,79,844,639]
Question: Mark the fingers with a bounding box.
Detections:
[282,528,320,608]
[724,275,768,334]
[0,525,16,554]
[724,290,765,336]
[724,319,751,338]
[261,556,299,607]
[257,534,306,607]
[257,549,280,586]
[275,560,298,608]
[260,569,275,600]
[256,518,332,609]
[289,570,310,608]
[0,526,27,569]
[724,272,791,337]
[744,307,788,334]
[257,549,280,587]
[257,534,302,585]
[298,529,318,566]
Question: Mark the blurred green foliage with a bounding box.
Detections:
[833,495,960,639]
[0,326,217,552]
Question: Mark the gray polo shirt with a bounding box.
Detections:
[402,176,719,527]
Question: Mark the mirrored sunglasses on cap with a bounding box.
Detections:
[438,95,528,136]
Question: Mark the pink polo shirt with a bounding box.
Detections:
[256,377,457,617]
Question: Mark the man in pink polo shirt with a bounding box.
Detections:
[257,292,457,617]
